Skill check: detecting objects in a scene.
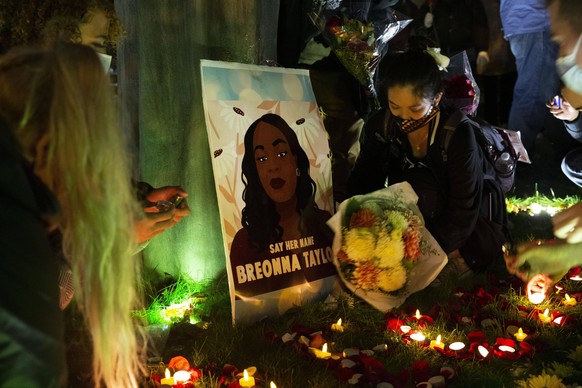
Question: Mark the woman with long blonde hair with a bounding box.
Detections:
[0,42,145,387]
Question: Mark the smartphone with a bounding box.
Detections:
[171,195,185,207]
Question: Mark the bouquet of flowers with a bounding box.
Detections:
[309,5,411,102]
[443,51,480,116]
[327,182,447,312]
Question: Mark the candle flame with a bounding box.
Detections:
[529,291,546,304]
[566,294,573,301]
[410,332,426,341]
[270,382,277,388]
[543,308,549,317]
[336,318,342,326]
[498,345,515,353]
[243,369,249,380]
[322,343,328,353]
[415,309,421,319]
[436,334,441,344]
[165,368,170,379]
[449,342,465,351]
[174,370,191,383]
[478,345,489,358]
[554,316,564,325]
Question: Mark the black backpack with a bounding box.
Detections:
[441,110,520,194]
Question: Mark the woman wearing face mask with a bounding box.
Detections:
[348,37,508,279]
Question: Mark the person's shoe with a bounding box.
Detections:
[430,255,474,287]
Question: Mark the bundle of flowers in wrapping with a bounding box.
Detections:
[309,5,411,102]
[327,182,447,312]
[443,50,480,116]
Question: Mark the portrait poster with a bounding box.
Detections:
[200,60,339,324]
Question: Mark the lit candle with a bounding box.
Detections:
[448,342,465,351]
[174,370,191,384]
[563,294,577,306]
[308,343,332,359]
[538,308,552,323]
[239,369,255,387]
[400,325,411,334]
[409,309,433,326]
[498,345,515,353]
[331,318,344,332]
[270,382,277,388]
[160,368,174,386]
[429,334,445,350]
[570,274,582,281]
[514,328,528,342]
[528,292,546,305]
[409,332,426,342]
[478,345,489,358]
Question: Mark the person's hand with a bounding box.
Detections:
[503,248,528,282]
[547,95,580,122]
[135,186,190,243]
[553,202,582,243]
[514,239,577,281]
[143,186,190,222]
[476,51,489,75]
[526,273,553,304]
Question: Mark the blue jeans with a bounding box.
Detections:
[507,30,560,152]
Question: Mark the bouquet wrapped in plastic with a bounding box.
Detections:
[309,4,411,102]
[442,51,480,116]
[327,182,447,312]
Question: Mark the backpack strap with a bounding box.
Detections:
[440,110,467,162]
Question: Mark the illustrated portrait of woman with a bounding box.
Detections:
[230,113,337,297]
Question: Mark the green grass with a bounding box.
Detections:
[135,186,582,387]
[142,247,582,387]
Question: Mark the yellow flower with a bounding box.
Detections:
[344,228,376,262]
[375,231,404,268]
[516,372,566,388]
[378,264,407,292]
[383,210,409,232]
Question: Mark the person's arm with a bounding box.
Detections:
[428,120,482,253]
[552,202,582,243]
[564,114,582,142]
[347,109,392,197]
[548,96,582,141]
[516,240,582,280]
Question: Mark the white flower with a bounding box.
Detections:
[425,47,450,71]
[218,101,252,140]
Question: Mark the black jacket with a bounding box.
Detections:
[348,106,502,258]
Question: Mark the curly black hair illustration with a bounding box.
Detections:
[240,113,318,251]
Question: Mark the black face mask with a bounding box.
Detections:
[393,106,440,134]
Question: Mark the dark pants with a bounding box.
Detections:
[309,69,365,203]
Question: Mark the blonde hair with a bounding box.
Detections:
[0,42,145,387]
